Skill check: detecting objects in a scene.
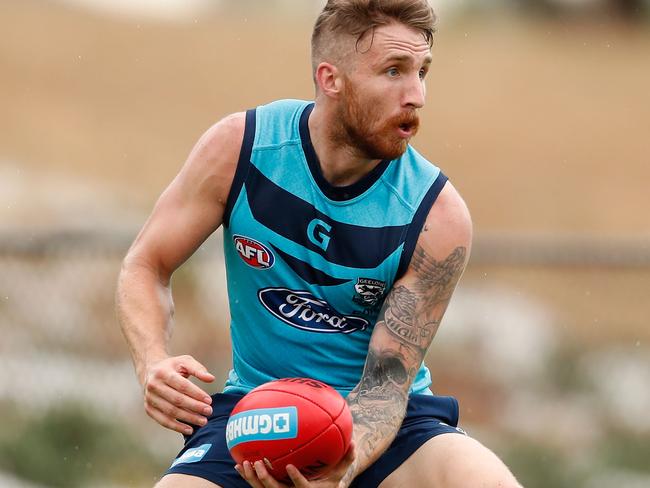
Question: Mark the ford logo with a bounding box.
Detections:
[258,288,369,334]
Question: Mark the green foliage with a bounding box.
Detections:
[501,442,583,488]
[545,345,594,394]
[595,430,650,473]
[0,403,165,487]
[501,431,650,487]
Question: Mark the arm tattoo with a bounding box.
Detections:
[411,245,467,308]
[347,349,412,457]
[383,246,467,351]
[347,245,468,467]
[383,285,434,353]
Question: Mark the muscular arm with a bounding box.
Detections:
[115,112,244,433]
[344,182,472,481]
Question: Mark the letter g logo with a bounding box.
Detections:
[307,219,332,251]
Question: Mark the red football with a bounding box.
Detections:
[226,378,353,481]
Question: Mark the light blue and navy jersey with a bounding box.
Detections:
[221,99,448,397]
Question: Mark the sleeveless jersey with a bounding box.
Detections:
[221,99,448,397]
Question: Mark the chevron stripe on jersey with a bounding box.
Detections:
[221,99,447,397]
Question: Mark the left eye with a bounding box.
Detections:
[387,68,399,77]
[419,69,427,79]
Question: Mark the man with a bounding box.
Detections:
[116,1,522,487]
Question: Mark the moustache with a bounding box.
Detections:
[389,112,420,131]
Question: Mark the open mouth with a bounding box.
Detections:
[398,123,414,137]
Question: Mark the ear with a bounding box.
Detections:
[315,62,343,99]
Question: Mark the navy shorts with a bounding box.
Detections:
[165,392,465,487]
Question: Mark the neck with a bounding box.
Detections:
[308,102,382,187]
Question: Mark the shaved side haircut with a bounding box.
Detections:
[311,0,437,77]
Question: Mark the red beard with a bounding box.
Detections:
[334,78,420,161]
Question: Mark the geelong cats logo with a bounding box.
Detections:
[258,288,368,334]
[352,278,386,309]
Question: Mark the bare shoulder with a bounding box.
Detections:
[189,112,246,165]
[398,181,472,291]
[177,112,246,204]
[124,112,246,276]
[417,181,473,260]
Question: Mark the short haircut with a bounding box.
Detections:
[311,0,437,75]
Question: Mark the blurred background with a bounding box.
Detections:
[1,0,649,486]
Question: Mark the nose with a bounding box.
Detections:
[403,74,426,109]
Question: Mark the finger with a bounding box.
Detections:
[176,355,216,384]
[343,441,356,464]
[147,393,209,428]
[235,464,255,486]
[242,461,265,488]
[332,440,356,470]
[164,370,214,406]
[144,402,194,435]
[326,442,357,481]
[149,382,213,417]
[253,460,285,488]
[286,464,310,487]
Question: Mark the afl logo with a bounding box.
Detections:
[234,235,275,269]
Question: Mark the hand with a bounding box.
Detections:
[235,442,356,488]
[142,354,215,435]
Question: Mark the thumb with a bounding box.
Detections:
[178,355,215,383]
[342,441,356,464]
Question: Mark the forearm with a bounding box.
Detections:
[343,323,417,481]
[342,242,469,484]
[116,258,174,385]
[344,351,411,480]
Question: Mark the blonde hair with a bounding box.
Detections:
[311,0,437,74]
